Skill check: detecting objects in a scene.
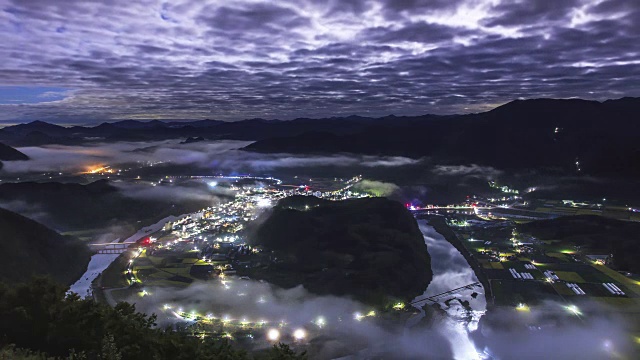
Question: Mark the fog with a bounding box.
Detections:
[126,278,454,359]
[417,223,632,360]
[1,139,634,358]
[432,164,503,181]
[111,180,235,203]
[352,179,401,197]
[124,222,632,359]
[0,199,49,224]
[1,140,421,175]
[475,301,633,360]
[1,139,535,207]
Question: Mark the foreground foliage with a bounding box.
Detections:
[0,278,306,360]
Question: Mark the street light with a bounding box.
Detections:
[267,328,280,341]
[293,328,306,340]
[566,305,581,315]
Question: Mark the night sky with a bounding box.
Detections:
[0,0,638,123]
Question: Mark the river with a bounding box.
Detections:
[68,213,191,298]
[409,220,487,360]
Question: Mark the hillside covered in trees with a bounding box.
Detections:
[0,180,214,232]
[0,207,91,285]
[249,196,431,306]
[0,278,305,360]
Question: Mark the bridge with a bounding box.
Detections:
[410,206,489,211]
[88,241,137,254]
[410,282,482,306]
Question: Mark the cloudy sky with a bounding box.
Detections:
[0,0,638,123]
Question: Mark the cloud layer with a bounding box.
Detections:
[0,0,638,122]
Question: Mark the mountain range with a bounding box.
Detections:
[1,97,638,176]
[247,97,640,176]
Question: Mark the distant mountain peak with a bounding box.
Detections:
[24,120,65,128]
[28,120,50,125]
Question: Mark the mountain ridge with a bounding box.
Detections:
[0,206,91,285]
[0,97,640,145]
[245,97,640,177]
[1,97,639,176]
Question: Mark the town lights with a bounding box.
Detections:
[267,328,280,341]
[257,198,271,208]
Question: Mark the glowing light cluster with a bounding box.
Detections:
[267,328,280,341]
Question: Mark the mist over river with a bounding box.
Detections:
[409,221,486,360]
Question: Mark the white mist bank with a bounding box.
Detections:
[88,214,631,359]
[126,220,485,359]
[3,140,420,175]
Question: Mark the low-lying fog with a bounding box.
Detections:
[1,139,635,358]
[2,140,420,175]
[124,222,632,359]
[0,139,516,206]
[2,139,639,207]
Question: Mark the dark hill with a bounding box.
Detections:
[0,180,213,232]
[0,207,91,285]
[0,142,29,170]
[249,196,431,306]
[0,142,29,160]
[1,120,69,137]
[518,215,640,273]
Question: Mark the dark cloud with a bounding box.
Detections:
[383,0,467,10]
[360,21,468,44]
[0,0,638,123]
[482,0,582,27]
